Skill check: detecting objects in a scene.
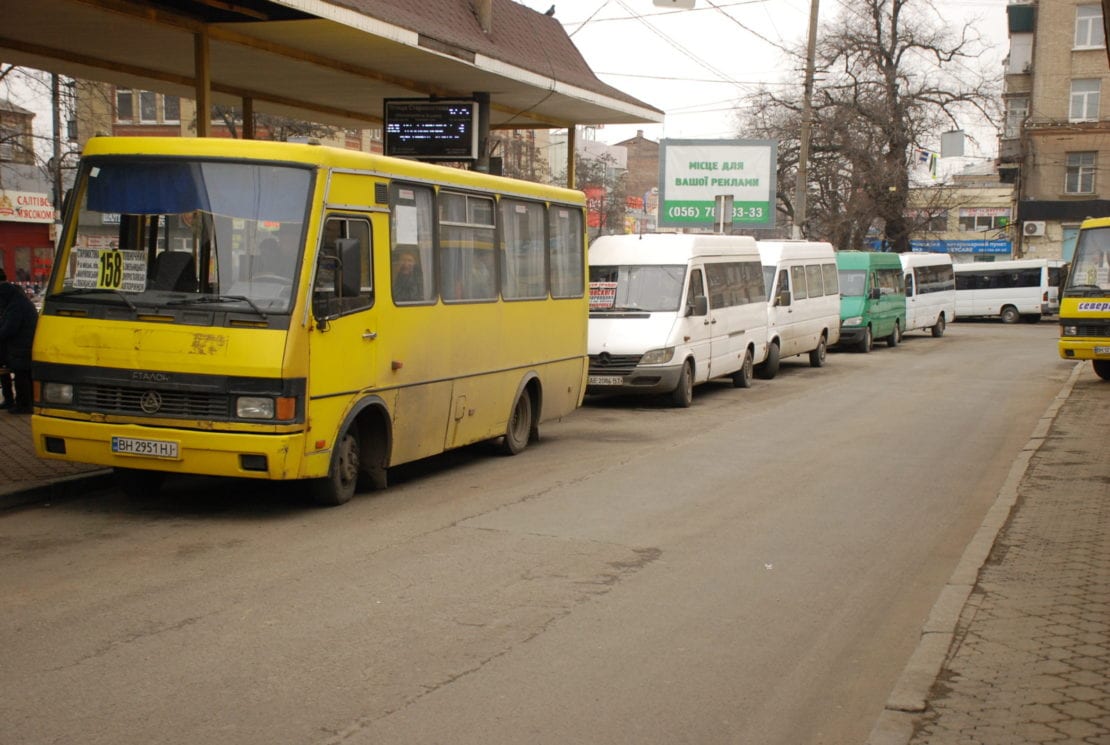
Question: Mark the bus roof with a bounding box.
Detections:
[79,136,586,205]
[589,233,759,265]
[835,250,902,270]
[756,240,835,265]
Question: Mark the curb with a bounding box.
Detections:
[865,361,1084,745]
[0,470,116,512]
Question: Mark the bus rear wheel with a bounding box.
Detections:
[1000,305,1020,324]
[1094,360,1110,381]
[501,389,534,455]
[931,315,946,337]
[311,426,360,506]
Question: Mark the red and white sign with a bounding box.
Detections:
[0,190,57,224]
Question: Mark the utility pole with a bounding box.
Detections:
[792,0,820,240]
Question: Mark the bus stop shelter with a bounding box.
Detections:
[0,0,663,181]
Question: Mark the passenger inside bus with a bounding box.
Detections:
[392,248,424,302]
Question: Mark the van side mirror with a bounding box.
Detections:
[775,288,790,307]
[689,294,708,317]
[870,287,882,300]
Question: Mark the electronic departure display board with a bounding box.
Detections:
[384,99,479,160]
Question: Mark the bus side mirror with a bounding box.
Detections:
[335,238,362,297]
[775,289,790,307]
[870,287,882,300]
[689,295,708,317]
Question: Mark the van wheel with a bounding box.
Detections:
[1000,305,1020,324]
[931,315,946,337]
[887,321,901,347]
[809,336,827,367]
[115,467,165,499]
[1094,360,1110,381]
[732,349,754,389]
[755,341,780,379]
[501,389,535,454]
[671,360,694,407]
[858,327,873,353]
[311,425,360,506]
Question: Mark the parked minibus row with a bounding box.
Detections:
[585,235,964,407]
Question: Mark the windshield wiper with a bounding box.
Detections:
[50,287,138,311]
[166,295,268,319]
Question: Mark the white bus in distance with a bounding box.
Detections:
[900,252,956,337]
[756,240,841,376]
[954,259,1057,323]
[587,233,769,408]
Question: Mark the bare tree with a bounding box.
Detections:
[206,104,340,142]
[737,0,999,251]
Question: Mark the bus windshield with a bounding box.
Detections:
[589,265,686,312]
[53,158,313,314]
[1065,225,1110,295]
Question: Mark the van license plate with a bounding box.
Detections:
[588,375,624,386]
[112,436,180,459]
[1094,346,1110,355]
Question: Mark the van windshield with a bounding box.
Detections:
[838,270,867,297]
[589,264,685,312]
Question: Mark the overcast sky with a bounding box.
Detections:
[515,0,1010,155]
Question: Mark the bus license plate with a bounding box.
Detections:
[1095,346,1110,355]
[588,375,624,386]
[112,436,180,459]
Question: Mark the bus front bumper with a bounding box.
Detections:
[1059,340,1110,361]
[585,363,686,396]
[30,415,325,480]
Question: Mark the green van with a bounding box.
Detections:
[835,251,906,352]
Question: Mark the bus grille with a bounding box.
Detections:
[78,385,231,419]
[588,353,643,376]
[1075,321,1110,337]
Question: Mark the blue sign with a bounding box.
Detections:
[867,239,1012,255]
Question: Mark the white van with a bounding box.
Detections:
[900,252,956,337]
[954,259,1055,323]
[756,240,841,376]
[587,233,769,407]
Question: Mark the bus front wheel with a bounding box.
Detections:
[732,349,754,389]
[858,327,873,353]
[1094,360,1110,381]
[311,426,360,506]
[671,360,694,407]
[756,341,780,380]
[932,315,946,337]
[501,390,534,455]
[809,335,828,367]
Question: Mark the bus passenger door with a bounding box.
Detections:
[307,214,382,442]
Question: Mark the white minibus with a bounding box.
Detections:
[900,252,956,337]
[756,240,841,376]
[954,259,1055,323]
[587,234,769,407]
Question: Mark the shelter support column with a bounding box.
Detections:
[194,30,211,137]
[566,127,576,190]
[242,97,255,139]
[474,91,490,173]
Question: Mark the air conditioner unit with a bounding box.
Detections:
[1023,221,1046,237]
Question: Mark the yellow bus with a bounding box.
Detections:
[1059,216,1110,381]
[31,136,588,505]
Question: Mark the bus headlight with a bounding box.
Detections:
[42,382,74,404]
[842,316,863,327]
[640,347,675,365]
[1062,325,1078,336]
[236,396,275,419]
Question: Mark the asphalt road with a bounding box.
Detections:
[0,321,1073,745]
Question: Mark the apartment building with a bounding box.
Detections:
[998,0,1110,261]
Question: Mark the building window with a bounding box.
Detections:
[163,95,180,124]
[0,125,17,161]
[1004,97,1028,138]
[139,91,157,123]
[1075,5,1105,49]
[958,209,1010,232]
[1065,152,1096,194]
[116,89,133,122]
[1069,79,1100,122]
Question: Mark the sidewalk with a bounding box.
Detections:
[869,361,1110,745]
[0,409,113,509]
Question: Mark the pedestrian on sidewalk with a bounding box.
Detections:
[0,280,39,414]
[0,268,14,410]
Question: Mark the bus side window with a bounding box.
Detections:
[906,273,915,297]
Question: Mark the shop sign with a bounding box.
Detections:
[0,190,57,223]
